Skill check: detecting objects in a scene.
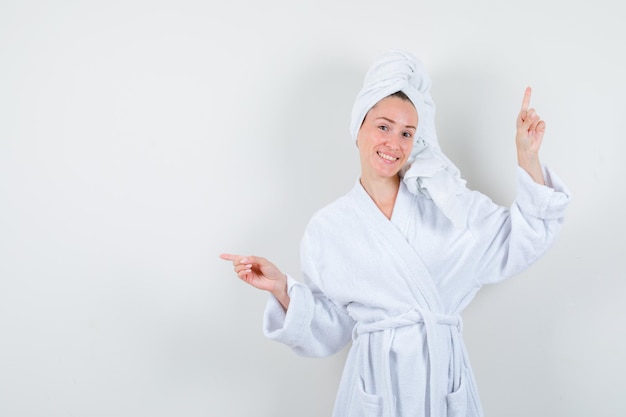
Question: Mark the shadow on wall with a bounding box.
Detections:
[432,67,520,206]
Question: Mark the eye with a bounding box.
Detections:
[378,125,389,132]
[403,131,413,139]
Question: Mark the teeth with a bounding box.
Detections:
[378,151,398,161]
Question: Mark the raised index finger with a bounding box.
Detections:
[521,86,532,112]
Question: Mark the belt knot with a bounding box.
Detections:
[353,307,462,340]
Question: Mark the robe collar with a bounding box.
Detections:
[348,178,443,312]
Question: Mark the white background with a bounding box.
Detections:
[1,1,624,416]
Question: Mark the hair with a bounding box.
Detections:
[389,90,411,102]
[359,90,414,130]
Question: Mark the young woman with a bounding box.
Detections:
[221,49,570,417]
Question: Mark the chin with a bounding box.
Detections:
[376,169,402,179]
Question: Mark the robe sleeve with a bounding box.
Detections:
[467,165,571,285]
[263,226,356,357]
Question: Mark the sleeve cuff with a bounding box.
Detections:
[515,165,571,219]
[262,275,314,347]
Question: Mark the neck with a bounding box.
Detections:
[359,174,401,220]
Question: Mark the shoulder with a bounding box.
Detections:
[302,182,366,240]
[307,192,355,231]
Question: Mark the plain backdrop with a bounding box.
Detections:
[1,1,624,416]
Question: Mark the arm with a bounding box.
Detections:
[463,89,570,284]
[468,166,570,285]
[220,248,355,357]
[263,231,356,357]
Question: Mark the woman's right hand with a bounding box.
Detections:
[219,253,290,310]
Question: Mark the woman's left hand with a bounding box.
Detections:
[515,87,546,185]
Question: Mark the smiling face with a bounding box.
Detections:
[356,94,417,183]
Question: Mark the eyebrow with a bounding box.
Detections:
[376,116,416,130]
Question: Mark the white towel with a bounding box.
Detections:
[350,49,469,228]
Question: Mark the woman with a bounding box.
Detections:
[220,50,570,417]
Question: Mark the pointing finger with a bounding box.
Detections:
[521,86,532,112]
[220,253,250,266]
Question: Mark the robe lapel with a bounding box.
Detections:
[349,180,444,313]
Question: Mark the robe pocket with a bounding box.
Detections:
[349,377,383,417]
[445,374,468,417]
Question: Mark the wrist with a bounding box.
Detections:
[271,274,290,310]
[517,155,545,185]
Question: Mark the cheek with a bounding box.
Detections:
[402,141,414,156]
[358,133,381,150]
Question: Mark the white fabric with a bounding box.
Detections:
[350,49,469,228]
[264,166,570,417]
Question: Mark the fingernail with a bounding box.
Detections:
[240,257,247,264]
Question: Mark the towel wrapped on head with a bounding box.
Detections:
[350,49,469,228]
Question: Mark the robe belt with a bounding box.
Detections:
[353,308,462,337]
[353,307,464,417]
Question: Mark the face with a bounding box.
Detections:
[356,95,417,181]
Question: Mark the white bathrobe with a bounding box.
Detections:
[264,165,570,417]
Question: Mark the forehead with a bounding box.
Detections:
[368,96,418,123]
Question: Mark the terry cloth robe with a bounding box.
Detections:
[263,165,570,417]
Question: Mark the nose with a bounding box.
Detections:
[385,134,401,150]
